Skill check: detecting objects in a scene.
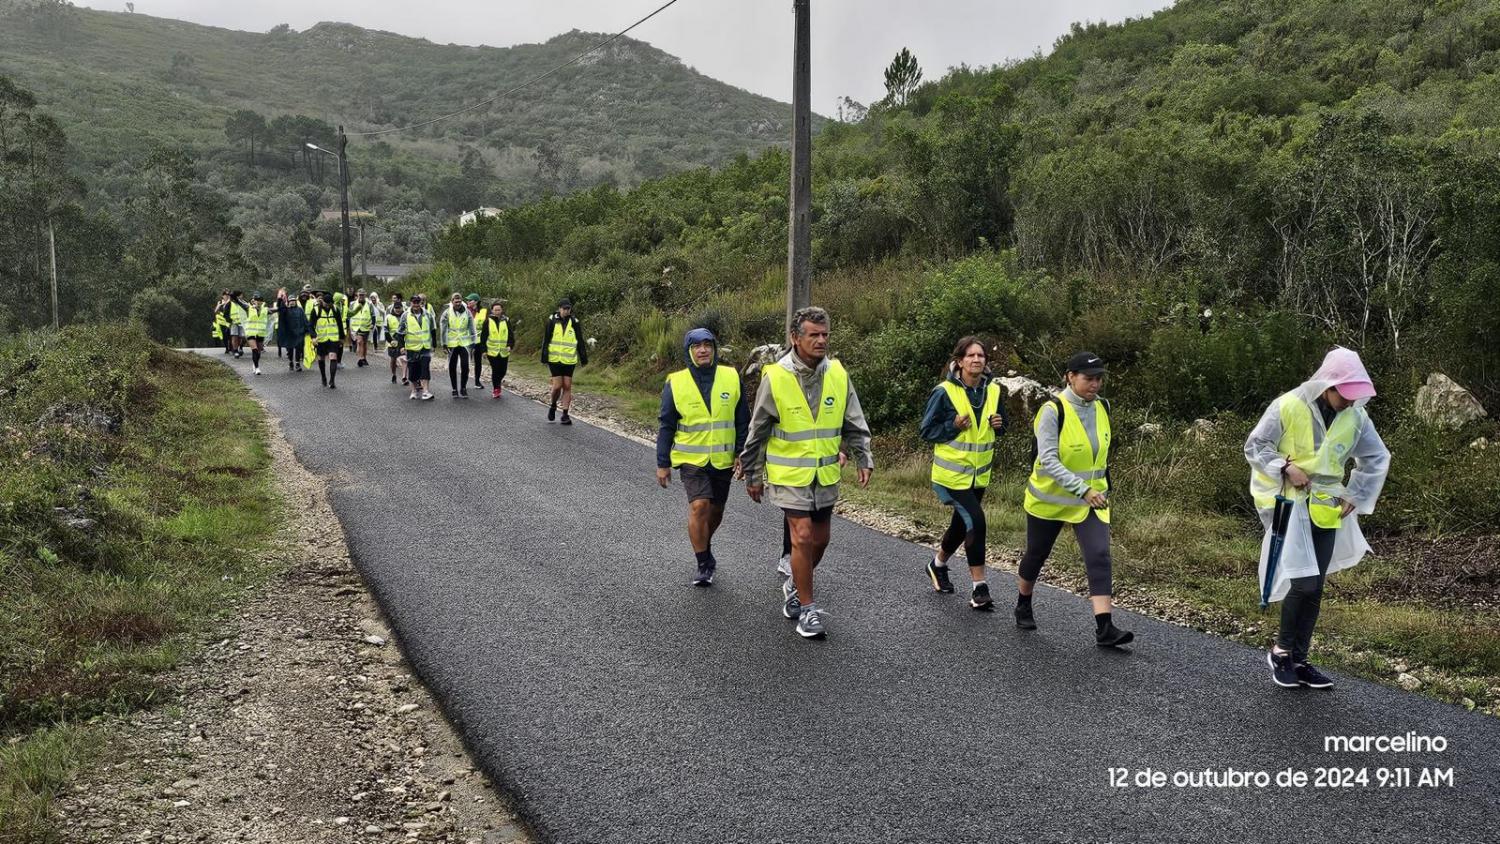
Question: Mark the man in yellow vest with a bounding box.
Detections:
[213,290,231,353]
[1016,351,1132,647]
[244,292,271,375]
[478,300,515,399]
[228,291,250,358]
[439,292,477,399]
[741,307,873,639]
[541,298,587,425]
[1244,347,1390,690]
[347,289,374,368]
[307,290,345,389]
[400,294,438,401]
[655,328,749,586]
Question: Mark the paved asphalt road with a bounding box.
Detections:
[204,349,1499,844]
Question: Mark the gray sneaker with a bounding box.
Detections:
[781,579,801,619]
[796,607,827,639]
[776,553,792,579]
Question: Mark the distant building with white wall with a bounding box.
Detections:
[459,207,502,226]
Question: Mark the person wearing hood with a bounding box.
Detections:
[920,336,1008,611]
[656,328,750,586]
[1244,347,1390,690]
[1015,351,1133,648]
[740,306,874,639]
[478,300,515,399]
[542,298,587,425]
[244,292,271,375]
[439,292,477,399]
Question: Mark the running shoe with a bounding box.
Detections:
[1014,601,1037,630]
[492,388,502,399]
[560,412,573,426]
[420,392,434,401]
[1268,650,1299,688]
[781,578,801,619]
[409,392,418,400]
[796,607,827,639]
[777,553,792,579]
[1095,621,1134,648]
[969,582,993,611]
[1295,662,1334,689]
[927,559,954,593]
[391,375,397,383]
[401,378,409,385]
[451,389,459,399]
[459,389,469,399]
[253,367,261,375]
[328,383,336,390]
[547,403,557,422]
[693,562,715,587]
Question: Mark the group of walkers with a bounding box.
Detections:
[654,306,1391,691]
[212,287,586,422]
[217,290,1393,687]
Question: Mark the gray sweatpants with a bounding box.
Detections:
[1017,511,1112,596]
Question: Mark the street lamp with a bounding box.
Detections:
[306,125,353,294]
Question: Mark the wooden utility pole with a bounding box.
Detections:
[337,125,353,294]
[48,219,59,329]
[785,0,812,334]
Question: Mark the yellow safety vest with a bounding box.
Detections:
[403,311,433,352]
[1024,398,1112,524]
[765,360,847,487]
[310,306,341,343]
[1251,392,1365,529]
[931,380,1001,490]
[349,302,373,331]
[444,309,474,348]
[385,313,403,349]
[230,302,248,326]
[547,319,579,365]
[669,366,740,470]
[484,317,511,358]
[244,304,269,337]
[214,307,230,328]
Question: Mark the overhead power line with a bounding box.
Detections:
[346,0,685,138]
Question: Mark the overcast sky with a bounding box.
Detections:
[75,0,1172,112]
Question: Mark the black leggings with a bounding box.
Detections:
[939,486,987,569]
[448,347,469,390]
[473,346,484,384]
[488,355,509,386]
[1278,524,1337,663]
[1017,511,1113,596]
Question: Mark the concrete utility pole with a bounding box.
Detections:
[337,125,353,294]
[359,219,368,283]
[785,0,812,334]
[48,218,59,329]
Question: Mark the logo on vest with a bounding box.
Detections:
[823,396,835,407]
[720,392,731,400]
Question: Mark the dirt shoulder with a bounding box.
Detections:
[51,411,532,844]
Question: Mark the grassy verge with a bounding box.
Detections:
[509,361,1499,715]
[0,327,281,842]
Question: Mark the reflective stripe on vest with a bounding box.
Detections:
[349,302,373,331]
[1250,392,1364,528]
[403,312,433,351]
[485,318,511,358]
[444,310,474,348]
[931,380,1001,490]
[669,366,740,469]
[310,307,340,343]
[244,305,269,337]
[548,319,579,365]
[1023,398,1111,524]
[765,360,848,487]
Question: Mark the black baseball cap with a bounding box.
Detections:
[558,298,573,308]
[1065,351,1107,375]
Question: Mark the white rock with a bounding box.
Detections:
[1414,373,1488,430]
[171,800,190,809]
[395,703,419,715]
[362,635,387,646]
[1396,672,1422,691]
[333,817,350,826]
[1186,418,1217,441]
[1135,422,1164,440]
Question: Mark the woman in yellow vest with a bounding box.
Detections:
[1016,351,1132,648]
[307,290,345,389]
[227,291,249,358]
[212,290,231,353]
[541,298,587,425]
[347,289,374,367]
[384,300,407,385]
[478,300,515,399]
[301,286,318,368]
[655,328,748,586]
[920,336,1008,611]
[243,292,271,375]
[1244,347,1390,690]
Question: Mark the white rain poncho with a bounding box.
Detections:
[1243,348,1392,603]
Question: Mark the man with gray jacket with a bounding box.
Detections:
[741,306,874,639]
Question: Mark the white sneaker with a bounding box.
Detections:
[253,367,261,375]
[409,392,418,400]
[420,391,435,401]
[777,553,792,579]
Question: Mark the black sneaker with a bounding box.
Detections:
[927,560,954,593]
[391,375,397,383]
[693,563,715,587]
[560,412,572,426]
[452,389,460,399]
[1014,601,1037,630]
[1295,662,1334,689]
[1095,621,1134,648]
[547,403,557,422]
[969,582,993,611]
[328,383,336,390]
[459,389,469,399]
[1267,650,1300,688]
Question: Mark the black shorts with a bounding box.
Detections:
[316,341,341,356]
[406,352,432,381]
[387,347,402,359]
[782,505,835,523]
[680,464,732,505]
[548,363,576,378]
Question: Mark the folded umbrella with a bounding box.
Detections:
[1260,475,1295,610]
